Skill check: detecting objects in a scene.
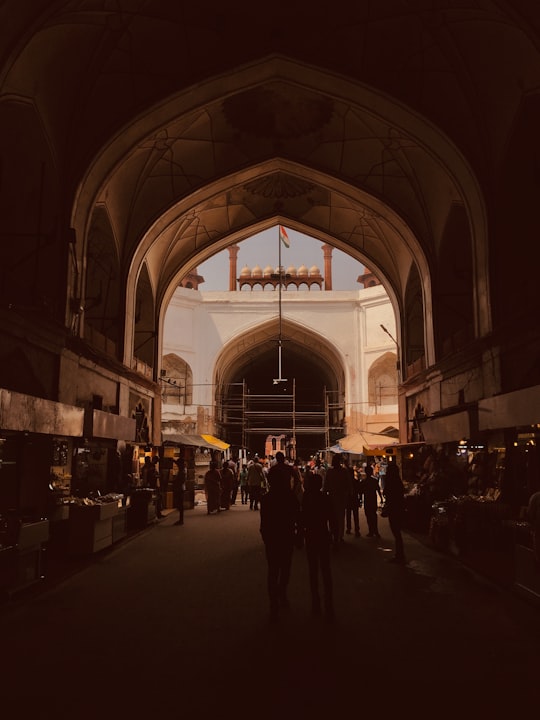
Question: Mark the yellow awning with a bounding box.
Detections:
[363,446,393,457]
[201,434,230,450]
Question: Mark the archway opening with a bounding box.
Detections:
[217,336,344,461]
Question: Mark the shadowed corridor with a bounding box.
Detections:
[2,502,539,718]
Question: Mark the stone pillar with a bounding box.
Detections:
[322,244,333,291]
[228,245,240,291]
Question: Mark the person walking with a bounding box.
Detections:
[300,468,334,621]
[260,451,302,622]
[324,454,351,549]
[153,455,168,517]
[361,464,383,538]
[229,459,239,505]
[383,462,406,563]
[313,457,327,486]
[247,458,265,510]
[239,463,249,504]
[172,458,186,525]
[345,459,361,537]
[204,461,222,515]
[219,461,234,510]
[291,459,304,504]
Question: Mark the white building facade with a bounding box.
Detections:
[161,281,399,454]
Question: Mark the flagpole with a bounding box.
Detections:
[272,226,287,384]
[278,226,283,379]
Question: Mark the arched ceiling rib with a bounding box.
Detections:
[88,69,470,257]
[147,163,422,310]
[76,60,484,351]
[5,5,531,349]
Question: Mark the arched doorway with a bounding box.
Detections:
[215,318,346,459]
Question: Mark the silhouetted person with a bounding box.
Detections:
[239,463,249,504]
[260,451,301,622]
[220,462,234,510]
[204,461,222,515]
[291,459,304,504]
[324,454,350,549]
[173,458,186,525]
[361,464,383,538]
[266,450,295,491]
[229,459,239,505]
[247,458,265,510]
[301,469,334,621]
[345,461,361,537]
[384,462,406,563]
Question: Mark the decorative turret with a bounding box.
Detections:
[357,266,381,288]
[180,268,204,290]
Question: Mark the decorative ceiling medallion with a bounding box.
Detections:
[244,173,315,199]
[223,83,334,139]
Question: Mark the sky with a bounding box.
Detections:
[197,225,365,291]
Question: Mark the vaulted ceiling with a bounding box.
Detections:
[2,1,540,372]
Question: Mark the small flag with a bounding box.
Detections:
[279,225,290,248]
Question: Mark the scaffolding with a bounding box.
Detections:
[217,380,345,456]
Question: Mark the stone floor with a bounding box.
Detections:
[2,501,539,718]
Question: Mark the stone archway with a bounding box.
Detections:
[214,316,346,458]
[71,57,489,380]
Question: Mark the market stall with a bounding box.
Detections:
[0,517,49,596]
[161,433,230,509]
[68,494,124,555]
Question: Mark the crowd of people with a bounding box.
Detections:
[200,451,406,623]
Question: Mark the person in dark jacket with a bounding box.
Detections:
[383,462,406,563]
[324,454,351,549]
[219,462,234,510]
[361,464,383,538]
[345,460,361,537]
[247,459,265,510]
[300,468,335,620]
[260,452,301,622]
[204,461,222,515]
[172,458,186,525]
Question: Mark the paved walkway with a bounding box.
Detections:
[2,501,539,718]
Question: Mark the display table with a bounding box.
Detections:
[112,507,127,543]
[68,503,118,555]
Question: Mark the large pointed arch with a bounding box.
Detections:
[71,57,489,385]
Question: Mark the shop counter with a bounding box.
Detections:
[19,519,50,550]
[112,507,127,543]
[49,504,70,522]
[68,504,119,555]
